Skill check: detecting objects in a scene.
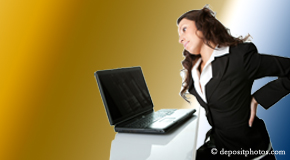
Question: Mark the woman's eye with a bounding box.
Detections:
[183,27,187,32]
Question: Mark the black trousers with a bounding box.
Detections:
[196,143,276,160]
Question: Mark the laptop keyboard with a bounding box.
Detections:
[125,109,176,128]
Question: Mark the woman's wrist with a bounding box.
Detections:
[252,96,258,105]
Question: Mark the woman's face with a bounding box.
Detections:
[178,18,203,55]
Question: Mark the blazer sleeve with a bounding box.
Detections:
[243,42,290,109]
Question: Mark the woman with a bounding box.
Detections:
[177,5,290,160]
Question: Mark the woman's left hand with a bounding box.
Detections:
[249,96,258,127]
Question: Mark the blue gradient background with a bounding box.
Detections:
[229,1,290,159]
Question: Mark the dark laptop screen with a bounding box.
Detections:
[95,67,153,125]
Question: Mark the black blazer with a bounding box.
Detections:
[188,42,290,158]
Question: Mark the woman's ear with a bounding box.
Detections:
[195,30,203,39]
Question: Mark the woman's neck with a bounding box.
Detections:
[199,42,217,65]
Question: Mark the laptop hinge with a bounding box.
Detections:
[115,108,154,126]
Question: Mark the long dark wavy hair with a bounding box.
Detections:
[177,5,251,103]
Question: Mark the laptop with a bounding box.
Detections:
[94,66,196,134]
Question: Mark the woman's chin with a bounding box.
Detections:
[185,48,196,55]
[187,50,199,56]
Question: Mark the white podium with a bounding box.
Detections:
[109,108,200,160]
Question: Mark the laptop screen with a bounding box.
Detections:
[95,67,153,125]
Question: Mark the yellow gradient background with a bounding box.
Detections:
[0,0,231,159]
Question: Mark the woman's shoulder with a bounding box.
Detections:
[230,42,257,51]
[229,42,258,55]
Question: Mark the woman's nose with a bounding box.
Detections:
[179,36,184,44]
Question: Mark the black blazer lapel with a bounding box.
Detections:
[206,55,229,102]
[188,77,208,106]
[188,49,230,104]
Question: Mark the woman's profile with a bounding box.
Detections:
[177,4,290,160]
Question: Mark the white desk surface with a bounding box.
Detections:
[110,107,200,160]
